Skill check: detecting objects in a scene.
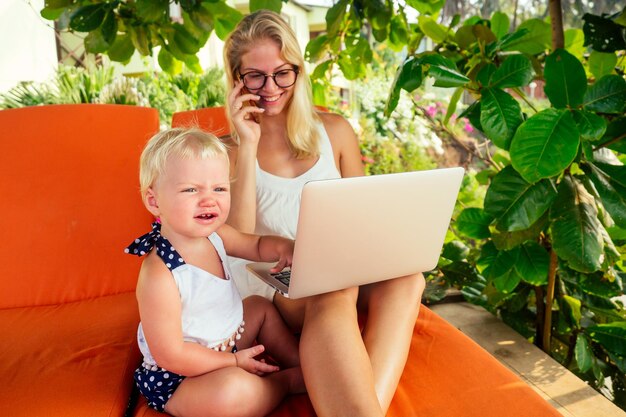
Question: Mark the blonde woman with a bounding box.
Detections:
[224,10,425,417]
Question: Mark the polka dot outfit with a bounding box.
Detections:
[125,222,244,412]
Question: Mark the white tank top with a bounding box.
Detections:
[138,233,243,367]
[229,122,341,299]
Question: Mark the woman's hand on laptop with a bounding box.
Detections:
[234,344,279,375]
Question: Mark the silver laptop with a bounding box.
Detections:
[246,167,464,299]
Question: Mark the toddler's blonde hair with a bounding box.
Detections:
[139,127,229,194]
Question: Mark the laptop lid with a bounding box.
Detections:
[248,167,464,299]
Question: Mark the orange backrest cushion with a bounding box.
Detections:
[171,107,230,136]
[0,104,159,308]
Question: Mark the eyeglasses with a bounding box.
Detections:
[239,67,299,90]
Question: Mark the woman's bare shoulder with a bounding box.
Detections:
[317,111,357,145]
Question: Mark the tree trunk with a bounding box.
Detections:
[549,0,565,50]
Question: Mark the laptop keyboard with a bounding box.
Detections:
[271,269,291,286]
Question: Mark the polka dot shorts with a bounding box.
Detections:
[134,365,185,412]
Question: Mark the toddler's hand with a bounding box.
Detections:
[270,238,294,273]
[234,344,279,375]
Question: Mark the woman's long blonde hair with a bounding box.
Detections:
[223,10,320,158]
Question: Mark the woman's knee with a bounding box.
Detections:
[305,286,359,315]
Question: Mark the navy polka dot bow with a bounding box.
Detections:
[124,222,185,271]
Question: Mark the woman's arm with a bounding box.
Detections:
[319,112,365,178]
[226,81,265,233]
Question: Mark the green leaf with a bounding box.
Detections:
[561,295,582,329]
[203,2,243,40]
[41,6,67,21]
[510,108,580,183]
[440,261,481,287]
[492,213,549,250]
[389,14,409,52]
[564,29,586,59]
[601,116,626,154]
[587,322,626,356]
[135,0,168,23]
[188,6,214,33]
[385,58,422,116]
[572,110,607,142]
[490,246,520,279]
[421,55,469,88]
[493,267,522,293]
[550,175,604,273]
[578,271,623,298]
[250,0,283,13]
[490,54,533,89]
[588,51,617,79]
[172,24,199,55]
[405,0,445,16]
[69,4,105,32]
[515,241,549,285]
[84,29,110,54]
[364,0,391,31]
[501,19,550,54]
[479,88,523,150]
[129,25,151,56]
[477,63,496,87]
[485,166,557,232]
[583,162,626,228]
[326,0,347,38]
[454,25,476,50]
[418,16,448,43]
[305,34,329,63]
[490,11,509,39]
[100,10,117,44]
[158,48,182,74]
[456,207,493,239]
[442,240,470,261]
[583,74,626,114]
[107,33,135,62]
[582,13,626,53]
[544,49,587,108]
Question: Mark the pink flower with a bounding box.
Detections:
[426,105,437,118]
[463,120,474,133]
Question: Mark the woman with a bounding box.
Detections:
[223,10,425,417]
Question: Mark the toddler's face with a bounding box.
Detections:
[150,154,230,239]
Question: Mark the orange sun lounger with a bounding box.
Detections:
[0,104,559,416]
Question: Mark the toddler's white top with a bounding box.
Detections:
[138,232,243,367]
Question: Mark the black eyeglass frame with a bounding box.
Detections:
[238,67,300,90]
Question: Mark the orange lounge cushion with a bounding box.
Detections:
[0,292,141,417]
[0,105,157,308]
[132,306,559,417]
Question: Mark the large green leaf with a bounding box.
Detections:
[572,110,607,142]
[479,88,523,150]
[578,271,624,298]
[583,74,626,114]
[515,241,549,285]
[85,28,110,54]
[501,19,550,54]
[544,49,587,109]
[582,14,626,53]
[490,11,509,39]
[560,295,582,328]
[69,4,105,32]
[492,213,549,250]
[203,1,242,40]
[418,15,448,43]
[405,0,445,15]
[107,33,135,63]
[325,0,347,37]
[550,176,604,273]
[601,116,626,154]
[456,207,493,239]
[588,51,617,79]
[157,48,182,74]
[442,240,470,261]
[484,165,557,232]
[490,246,520,279]
[490,55,533,89]
[587,322,626,356]
[493,267,523,293]
[583,162,626,228]
[421,55,469,88]
[510,108,580,183]
[385,58,423,116]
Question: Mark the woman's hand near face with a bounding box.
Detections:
[228,81,264,145]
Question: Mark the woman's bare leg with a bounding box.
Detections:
[358,273,425,412]
[165,366,302,417]
[276,287,384,417]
